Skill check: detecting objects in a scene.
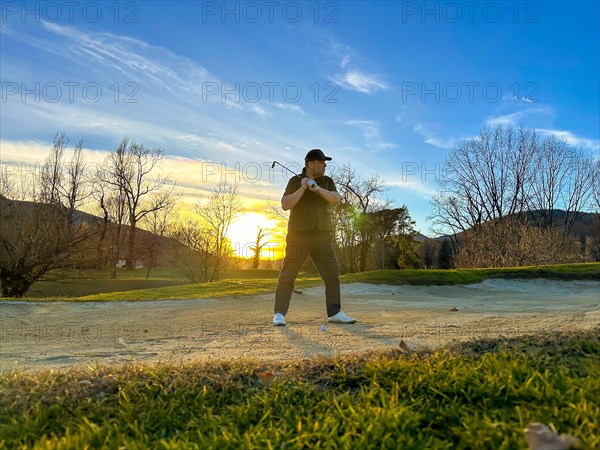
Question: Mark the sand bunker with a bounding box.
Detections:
[1,279,598,372]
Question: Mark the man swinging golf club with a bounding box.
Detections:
[273,149,357,326]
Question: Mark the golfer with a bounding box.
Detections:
[273,149,356,326]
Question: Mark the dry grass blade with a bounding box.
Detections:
[524,423,581,450]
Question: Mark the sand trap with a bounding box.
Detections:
[1,279,598,372]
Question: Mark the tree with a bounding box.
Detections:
[40,132,92,220]
[168,217,215,283]
[420,238,438,269]
[94,166,129,277]
[585,158,600,261]
[99,138,176,271]
[454,216,579,268]
[438,239,454,269]
[195,181,243,281]
[430,125,597,267]
[527,136,596,237]
[395,210,420,269]
[265,201,290,270]
[140,195,177,278]
[249,226,272,269]
[366,207,417,269]
[430,125,537,243]
[40,131,67,205]
[332,165,389,272]
[0,133,97,297]
[0,164,15,199]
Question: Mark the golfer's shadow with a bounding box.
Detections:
[332,321,405,345]
[276,324,338,356]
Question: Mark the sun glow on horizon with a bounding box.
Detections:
[227,212,282,259]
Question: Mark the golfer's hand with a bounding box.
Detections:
[301,177,310,191]
[307,179,320,191]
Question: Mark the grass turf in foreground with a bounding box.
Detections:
[1,330,598,449]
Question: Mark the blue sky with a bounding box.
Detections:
[1,1,599,235]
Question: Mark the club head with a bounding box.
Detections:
[271,161,276,168]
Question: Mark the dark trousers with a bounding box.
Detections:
[274,232,341,317]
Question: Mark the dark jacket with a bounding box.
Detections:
[284,173,338,233]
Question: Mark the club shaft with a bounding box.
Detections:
[273,161,298,177]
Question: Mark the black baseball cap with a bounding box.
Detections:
[305,148,332,162]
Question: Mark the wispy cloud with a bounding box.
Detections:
[334,70,387,95]
[536,129,600,151]
[1,21,330,168]
[413,123,457,149]
[37,22,242,109]
[321,35,387,95]
[485,105,554,126]
[0,138,283,204]
[272,103,305,115]
[11,21,294,122]
[345,120,395,151]
[484,107,598,150]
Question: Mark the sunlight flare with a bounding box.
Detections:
[228,212,280,259]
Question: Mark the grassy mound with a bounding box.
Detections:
[2,329,598,449]
[341,262,600,286]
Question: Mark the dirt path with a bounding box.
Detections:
[1,279,598,372]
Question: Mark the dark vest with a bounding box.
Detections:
[285,175,337,233]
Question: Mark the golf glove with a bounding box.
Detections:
[307,179,319,191]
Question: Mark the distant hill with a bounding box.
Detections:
[0,194,186,261]
[0,193,99,225]
[413,232,430,242]
[429,209,599,242]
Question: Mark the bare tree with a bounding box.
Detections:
[195,181,243,281]
[39,132,92,217]
[266,201,289,223]
[168,217,216,283]
[0,133,97,296]
[430,125,597,266]
[1,199,75,296]
[430,125,537,243]
[454,216,579,268]
[0,164,16,199]
[100,138,176,270]
[94,165,130,277]
[587,158,600,261]
[527,136,596,237]
[62,139,91,215]
[40,131,67,205]
[140,194,178,278]
[249,226,272,269]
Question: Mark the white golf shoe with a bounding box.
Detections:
[273,313,286,326]
[327,311,357,324]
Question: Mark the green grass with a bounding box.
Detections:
[341,262,600,286]
[3,263,598,301]
[1,329,598,449]
[19,269,281,299]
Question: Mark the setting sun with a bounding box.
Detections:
[228,213,281,259]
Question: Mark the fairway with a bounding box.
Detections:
[1,279,598,372]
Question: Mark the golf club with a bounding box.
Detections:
[271,160,299,177]
[271,160,319,191]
